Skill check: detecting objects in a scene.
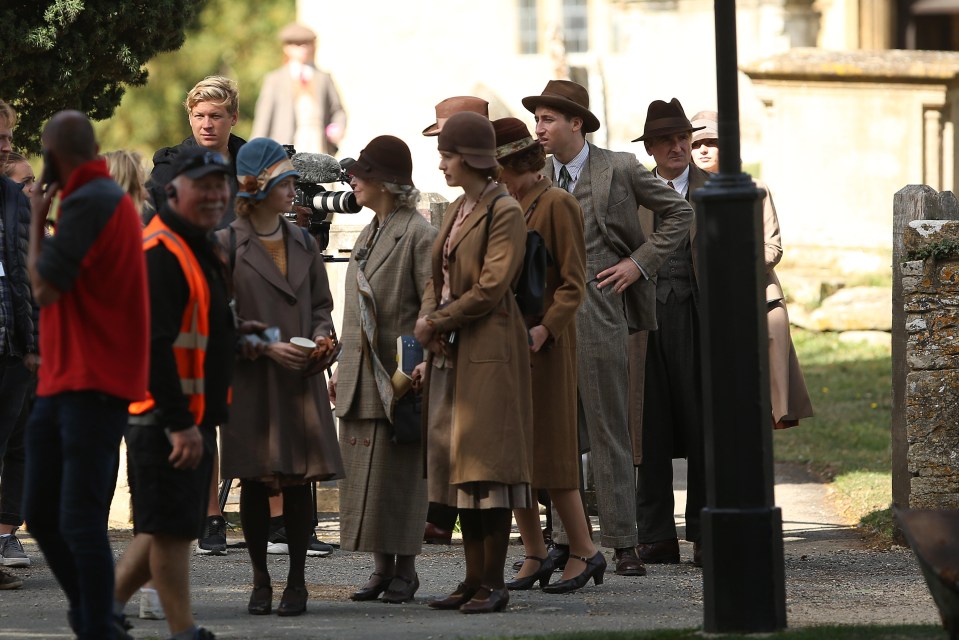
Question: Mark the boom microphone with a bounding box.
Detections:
[291,152,344,184]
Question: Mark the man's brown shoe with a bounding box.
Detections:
[612,547,647,576]
[636,538,681,564]
[424,522,452,545]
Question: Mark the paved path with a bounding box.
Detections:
[0,463,940,639]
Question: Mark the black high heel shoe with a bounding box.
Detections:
[247,585,273,615]
[277,585,308,616]
[505,554,557,590]
[541,550,606,594]
[350,572,393,601]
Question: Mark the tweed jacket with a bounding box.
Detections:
[420,184,534,486]
[215,216,344,482]
[252,66,346,155]
[335,207,437,419]
[573,143,694,333]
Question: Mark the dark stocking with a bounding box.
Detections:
[281,483,313,589]
[458,509,484,589]
[240,480,271,589]
[480,508,512,589]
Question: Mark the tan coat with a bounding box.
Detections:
[522,180,586,489]
[334,207,436,555]
[421,184,534,486]
[251,67,347,155]
[215,217,344,482]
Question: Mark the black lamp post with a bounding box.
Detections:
[691,0,787,632]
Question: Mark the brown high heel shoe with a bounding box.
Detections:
[428,582,478,610]
[459,585,509,614]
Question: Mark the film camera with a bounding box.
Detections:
[282,145,361,258]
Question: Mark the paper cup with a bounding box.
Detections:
[290,337,317,354]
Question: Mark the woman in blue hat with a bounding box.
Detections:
[216,137,344,618]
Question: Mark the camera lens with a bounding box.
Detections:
[312,191,362,214]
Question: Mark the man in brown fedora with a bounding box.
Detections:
[630,98,711,567]
[252,22,347,156]
[522,79,693,577]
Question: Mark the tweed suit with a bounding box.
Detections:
[550,143,694,550]
[251,67,346,155]
[335,207,436,555]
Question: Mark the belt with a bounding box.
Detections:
[128,412,158,426]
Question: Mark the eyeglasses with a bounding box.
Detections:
[180,151,229,172]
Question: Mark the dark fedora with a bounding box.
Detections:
[492,117,540,160]
[522,80,600,133]
[347,135,414,186]
[632,98,704,142]
[422,96,489,137]
[437,112,497,170]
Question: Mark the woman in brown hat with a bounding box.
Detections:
[327,135,436,604]
[414,111,533,614]
[491,117,605,594]
[690,111,813,429]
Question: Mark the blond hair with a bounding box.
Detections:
[104,149,148,214]
[0,100,16,129]
[184,76,239,116]
[1,151,29,177]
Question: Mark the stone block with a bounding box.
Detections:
[907,316,959,369]
[808,286,891,331]
[901,260,925,276]
[909,476,959,510]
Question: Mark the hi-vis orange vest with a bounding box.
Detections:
[128,215,210,425]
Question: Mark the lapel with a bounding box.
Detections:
[234,217,298,300]
[447,184,507,257]
[584,142,613,241]
[362,208,414,280]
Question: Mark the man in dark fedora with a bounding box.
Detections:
[521,80,693,577]
[630,98,711,567]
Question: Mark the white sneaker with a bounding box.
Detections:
[266,541,289,555]
[138,587,165,620]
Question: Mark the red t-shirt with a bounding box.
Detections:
[36,158,149,401]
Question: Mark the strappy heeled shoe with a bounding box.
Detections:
[459,585,510,614]
[429,582,478,609]
[349,571,393,601]
[542,550,607,594]
[505,554,557,590]
[382,573,419,604]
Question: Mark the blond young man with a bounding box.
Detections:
[146,76,246,228]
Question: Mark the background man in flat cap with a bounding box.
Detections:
[252,22,347,156]
[631,98,711,568]
[521,80,693,578]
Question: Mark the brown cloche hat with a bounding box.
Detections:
[279,22,316,44]
[422,96,489,137]
[690,110,718,144]
[437,112,498,170]
[632,98,704,142]
[492,117,540,160]
[521,80,600,133]
[347,135,414,186]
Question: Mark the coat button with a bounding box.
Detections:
[363,438,370,446]
[349,437,356,445]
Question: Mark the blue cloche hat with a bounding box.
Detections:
[236,138,299,201]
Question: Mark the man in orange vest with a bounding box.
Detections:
[114,147,245,640]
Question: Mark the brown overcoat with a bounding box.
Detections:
[421,184,534,487]
[521,180,586,489]
[215,217,344,482]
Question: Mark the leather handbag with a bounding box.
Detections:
[390,391,422,445]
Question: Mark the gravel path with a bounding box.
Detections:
[0,463,940,639]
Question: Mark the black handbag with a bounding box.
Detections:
[484,193,551,317]
[390,391,422,445]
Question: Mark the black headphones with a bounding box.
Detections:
[165,183,177,199]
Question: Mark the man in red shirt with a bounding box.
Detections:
[24,111,148,640]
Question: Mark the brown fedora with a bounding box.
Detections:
[521,80,600,133]
[347,135,414,186]
[422,96,489,137]
[437,112,498,170]
[492,117,540,160]
[632,98,704,142]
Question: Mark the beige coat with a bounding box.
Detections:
[421,184,534,486]
[334,207,436,555]
[251,67,347,155]
[522,180,586,489]
[215,217,344,482]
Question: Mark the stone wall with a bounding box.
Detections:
[899,218,959,509]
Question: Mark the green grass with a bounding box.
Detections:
[773,329,893,525]
[480,625,943,640]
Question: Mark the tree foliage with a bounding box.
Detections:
[93,0,295,162]
[0,1,208,151]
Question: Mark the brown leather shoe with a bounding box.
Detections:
[612,547,647,576]
[429,582,478,609]
[424,522,452,545]
[693,542,703,567]
[636,538,681,564]
[459,586,509,614]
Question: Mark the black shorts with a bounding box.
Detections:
[126,423,215,540]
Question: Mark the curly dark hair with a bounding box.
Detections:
[499,143,546,175]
